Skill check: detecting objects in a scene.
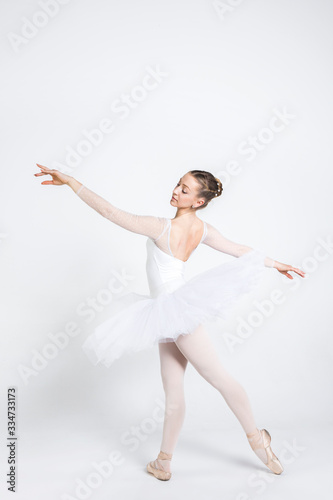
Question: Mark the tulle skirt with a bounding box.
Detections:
[82,249,266,367]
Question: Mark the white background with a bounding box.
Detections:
[1,0,332,498]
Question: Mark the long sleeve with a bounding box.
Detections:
[202,222,275,268]
[75,184,166,240]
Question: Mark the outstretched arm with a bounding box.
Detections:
[71,183,165,239]
[202,222,306,279]
[34,165,166,240]
[203,222,274,266]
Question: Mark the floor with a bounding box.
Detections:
[3,424,331,500]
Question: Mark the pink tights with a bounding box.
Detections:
[159,324,258,455]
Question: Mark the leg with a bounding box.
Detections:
[175,324,258,435]
[148,326,283,477]
[158,341,188,454]
[147,340,188,477]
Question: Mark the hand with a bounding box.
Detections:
[34,164,72,186]
[276,262,306,280]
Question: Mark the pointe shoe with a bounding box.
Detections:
[246,428,284,474]
[147,450,173,481]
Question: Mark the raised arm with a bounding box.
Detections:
[202,222,306,279]
[202,221,276,268]
[69,181,166,240]
[34,165,166,240]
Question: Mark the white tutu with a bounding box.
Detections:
[82,248,266,367]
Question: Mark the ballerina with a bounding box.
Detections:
[34,164,305,480]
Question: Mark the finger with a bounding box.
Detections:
[37,164,51,171]
[34,172,48,176]
[292,267,306,277]
[41,181,54,185]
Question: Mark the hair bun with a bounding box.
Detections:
[214,177,223,196]
[188,169,223,210]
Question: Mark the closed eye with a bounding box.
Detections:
[176,182,187,194]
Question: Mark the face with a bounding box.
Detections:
[170,172,205,209]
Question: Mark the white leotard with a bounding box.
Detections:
[145,218,206,297]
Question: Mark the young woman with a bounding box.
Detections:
[34,164,305,481]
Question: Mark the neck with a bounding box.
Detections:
[174,208,197,220]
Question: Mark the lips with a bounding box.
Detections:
[172,196,177,201]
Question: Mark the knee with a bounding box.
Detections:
[160,369,184,391]
[195,366,224,390]
[161,377,185,396]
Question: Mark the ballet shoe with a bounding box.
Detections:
[146,450,173,481]
[246,428,284,475]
